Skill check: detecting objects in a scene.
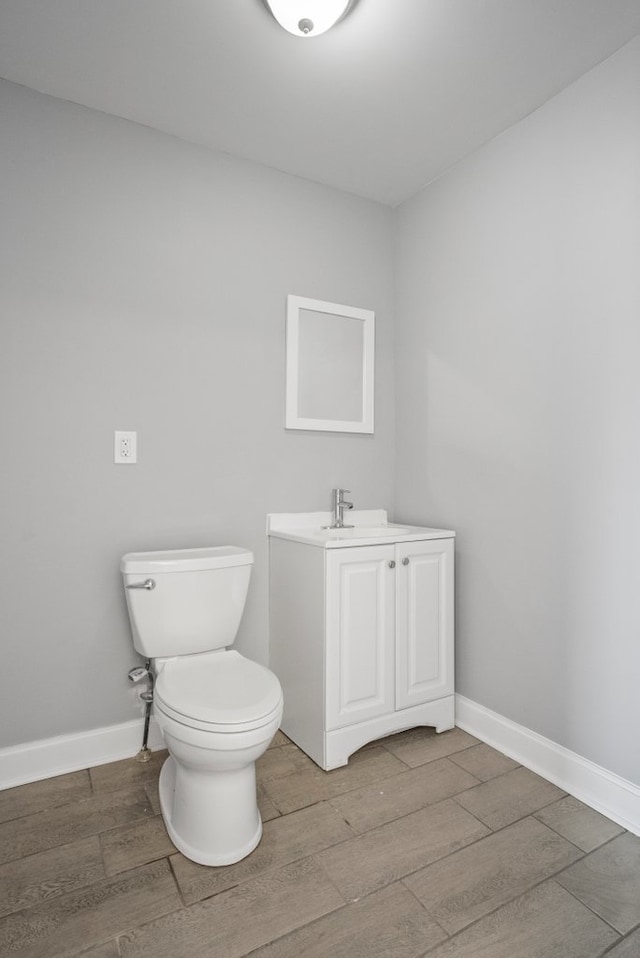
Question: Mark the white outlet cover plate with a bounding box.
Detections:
[114,430,137,464]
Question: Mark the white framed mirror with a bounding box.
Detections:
[285,295,375,434]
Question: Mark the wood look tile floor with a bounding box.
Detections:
[0,727,637,958]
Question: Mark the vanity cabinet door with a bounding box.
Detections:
[395,538,454,710]
[325,545,395,730]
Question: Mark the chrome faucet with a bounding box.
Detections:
[325,488,354,529]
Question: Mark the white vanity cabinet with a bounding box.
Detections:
[268,511,455,770]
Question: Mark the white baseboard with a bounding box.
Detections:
[456,694,640,836]
[0,717,164,790]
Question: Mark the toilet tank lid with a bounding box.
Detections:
[120,546,253,574]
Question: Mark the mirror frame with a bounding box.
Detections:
[285,294,375,434]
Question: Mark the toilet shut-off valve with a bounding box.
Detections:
[127,662,154,763]
[128,666,149,683]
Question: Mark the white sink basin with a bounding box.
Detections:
[266,510,455,548]
[316,526,410,538]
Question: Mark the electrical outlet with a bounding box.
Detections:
[114,430,137,464]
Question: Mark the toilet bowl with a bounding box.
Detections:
[121,546,283,866]
[152,648,283,865]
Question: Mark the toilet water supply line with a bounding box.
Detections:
[127,661,154,763]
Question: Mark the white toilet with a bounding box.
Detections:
[120,545,283,867]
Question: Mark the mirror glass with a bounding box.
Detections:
[297,308,364,422]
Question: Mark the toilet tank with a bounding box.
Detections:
[120,546,253,658]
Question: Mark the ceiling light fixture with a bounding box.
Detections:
[262,0,357,38]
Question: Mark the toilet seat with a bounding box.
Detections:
[155,649,283,733]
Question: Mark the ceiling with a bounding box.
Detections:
[1,0,640,206]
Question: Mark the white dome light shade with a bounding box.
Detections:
[264,1,356,37]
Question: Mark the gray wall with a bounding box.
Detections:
[0,80,395,748]
[394,37,640,784]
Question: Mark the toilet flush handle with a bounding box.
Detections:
[126,578,156,590]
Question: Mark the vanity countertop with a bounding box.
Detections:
[266,510,455,549]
